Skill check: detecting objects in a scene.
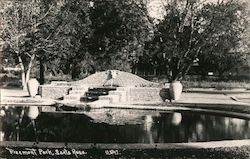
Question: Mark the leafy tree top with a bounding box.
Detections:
[147,0,247,81]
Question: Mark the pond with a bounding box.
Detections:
[1,106,250,143]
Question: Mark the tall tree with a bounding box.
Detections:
[197,0,247,79]
[1,0,60,88]
[89,0,153,72]
[52,0,93,79]
[147,0,247,82]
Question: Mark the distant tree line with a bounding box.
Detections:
[0,0,248,89]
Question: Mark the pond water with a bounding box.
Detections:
[1,106,250,143]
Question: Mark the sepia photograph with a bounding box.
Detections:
[0,0,250,158]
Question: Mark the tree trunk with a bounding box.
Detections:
[130,64,135,74]
[21,69,27,90]
[134,65,138,75]
[71,64,79,80]
[39,59,45,84]
[218,70,225,80]
[18,56,27,90]
[200,68,207,80]
[25,54,36,83]
[153,68,157,76]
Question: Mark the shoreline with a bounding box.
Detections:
[1,139,250,149]
[1,87,250,158]
[1,87,250,116]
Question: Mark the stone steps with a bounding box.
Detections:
[63,94,83,101]
[63,86,127,105]
[71,86,89,91]
[85,91,108,96]
[69,90,87,95]
[80,95,99,102]
[98,94,119,103]
[108,90,127,102]
[63,86,89,101]
[81,87,118,103]
[89,87,116,92]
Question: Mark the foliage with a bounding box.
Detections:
[147,0,247,82]
[50,0,94,79]
[0,0,60,88]
[88,0,153,72]
[38,0,153,79]
[197,0,248,78]
[182,80,250,90]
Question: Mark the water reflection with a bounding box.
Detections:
[1,106,250,143]
[27,106,40,142]
[171,112,182,126]
[143,115,153,143]
[0,109,5,141]
[27,106,39,120]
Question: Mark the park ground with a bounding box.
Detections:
[1,86,250,113]
[1,86,250,159]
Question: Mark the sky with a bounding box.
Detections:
[147,0,249,20]
[147,0,165,20]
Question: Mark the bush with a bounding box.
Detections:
[0,73,22,88]
[45,74,73,83]
[146,76,250,90]
[182,81,250,90]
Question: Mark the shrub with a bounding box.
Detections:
[182,81,250,90]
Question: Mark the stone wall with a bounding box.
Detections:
[118,87,163,102]
[39,85,72,99]
[40,83,165,102]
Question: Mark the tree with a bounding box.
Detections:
[197,0,247,79]
[49,0,94,80]
[1,0,60,88]
[89,0,153,72]
[147,0,247,82]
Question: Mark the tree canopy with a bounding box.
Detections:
[146,0,248,81]
[88,0,153,72]
[0,0,60,88]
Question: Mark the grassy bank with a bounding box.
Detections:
[1,73,250,90]
[182,81,250,90]
[147,76,250,90]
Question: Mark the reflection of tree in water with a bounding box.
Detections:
[36,113,145,143]
[0,110,5,141]
[142,115,154,143]
[227,118,249,139]
[195,114,250,141]
[1,106,36,141]
[153,112,250,143]
[1,107,250,143]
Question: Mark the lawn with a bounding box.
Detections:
[182,80,250,90]
[1,73,250,90]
